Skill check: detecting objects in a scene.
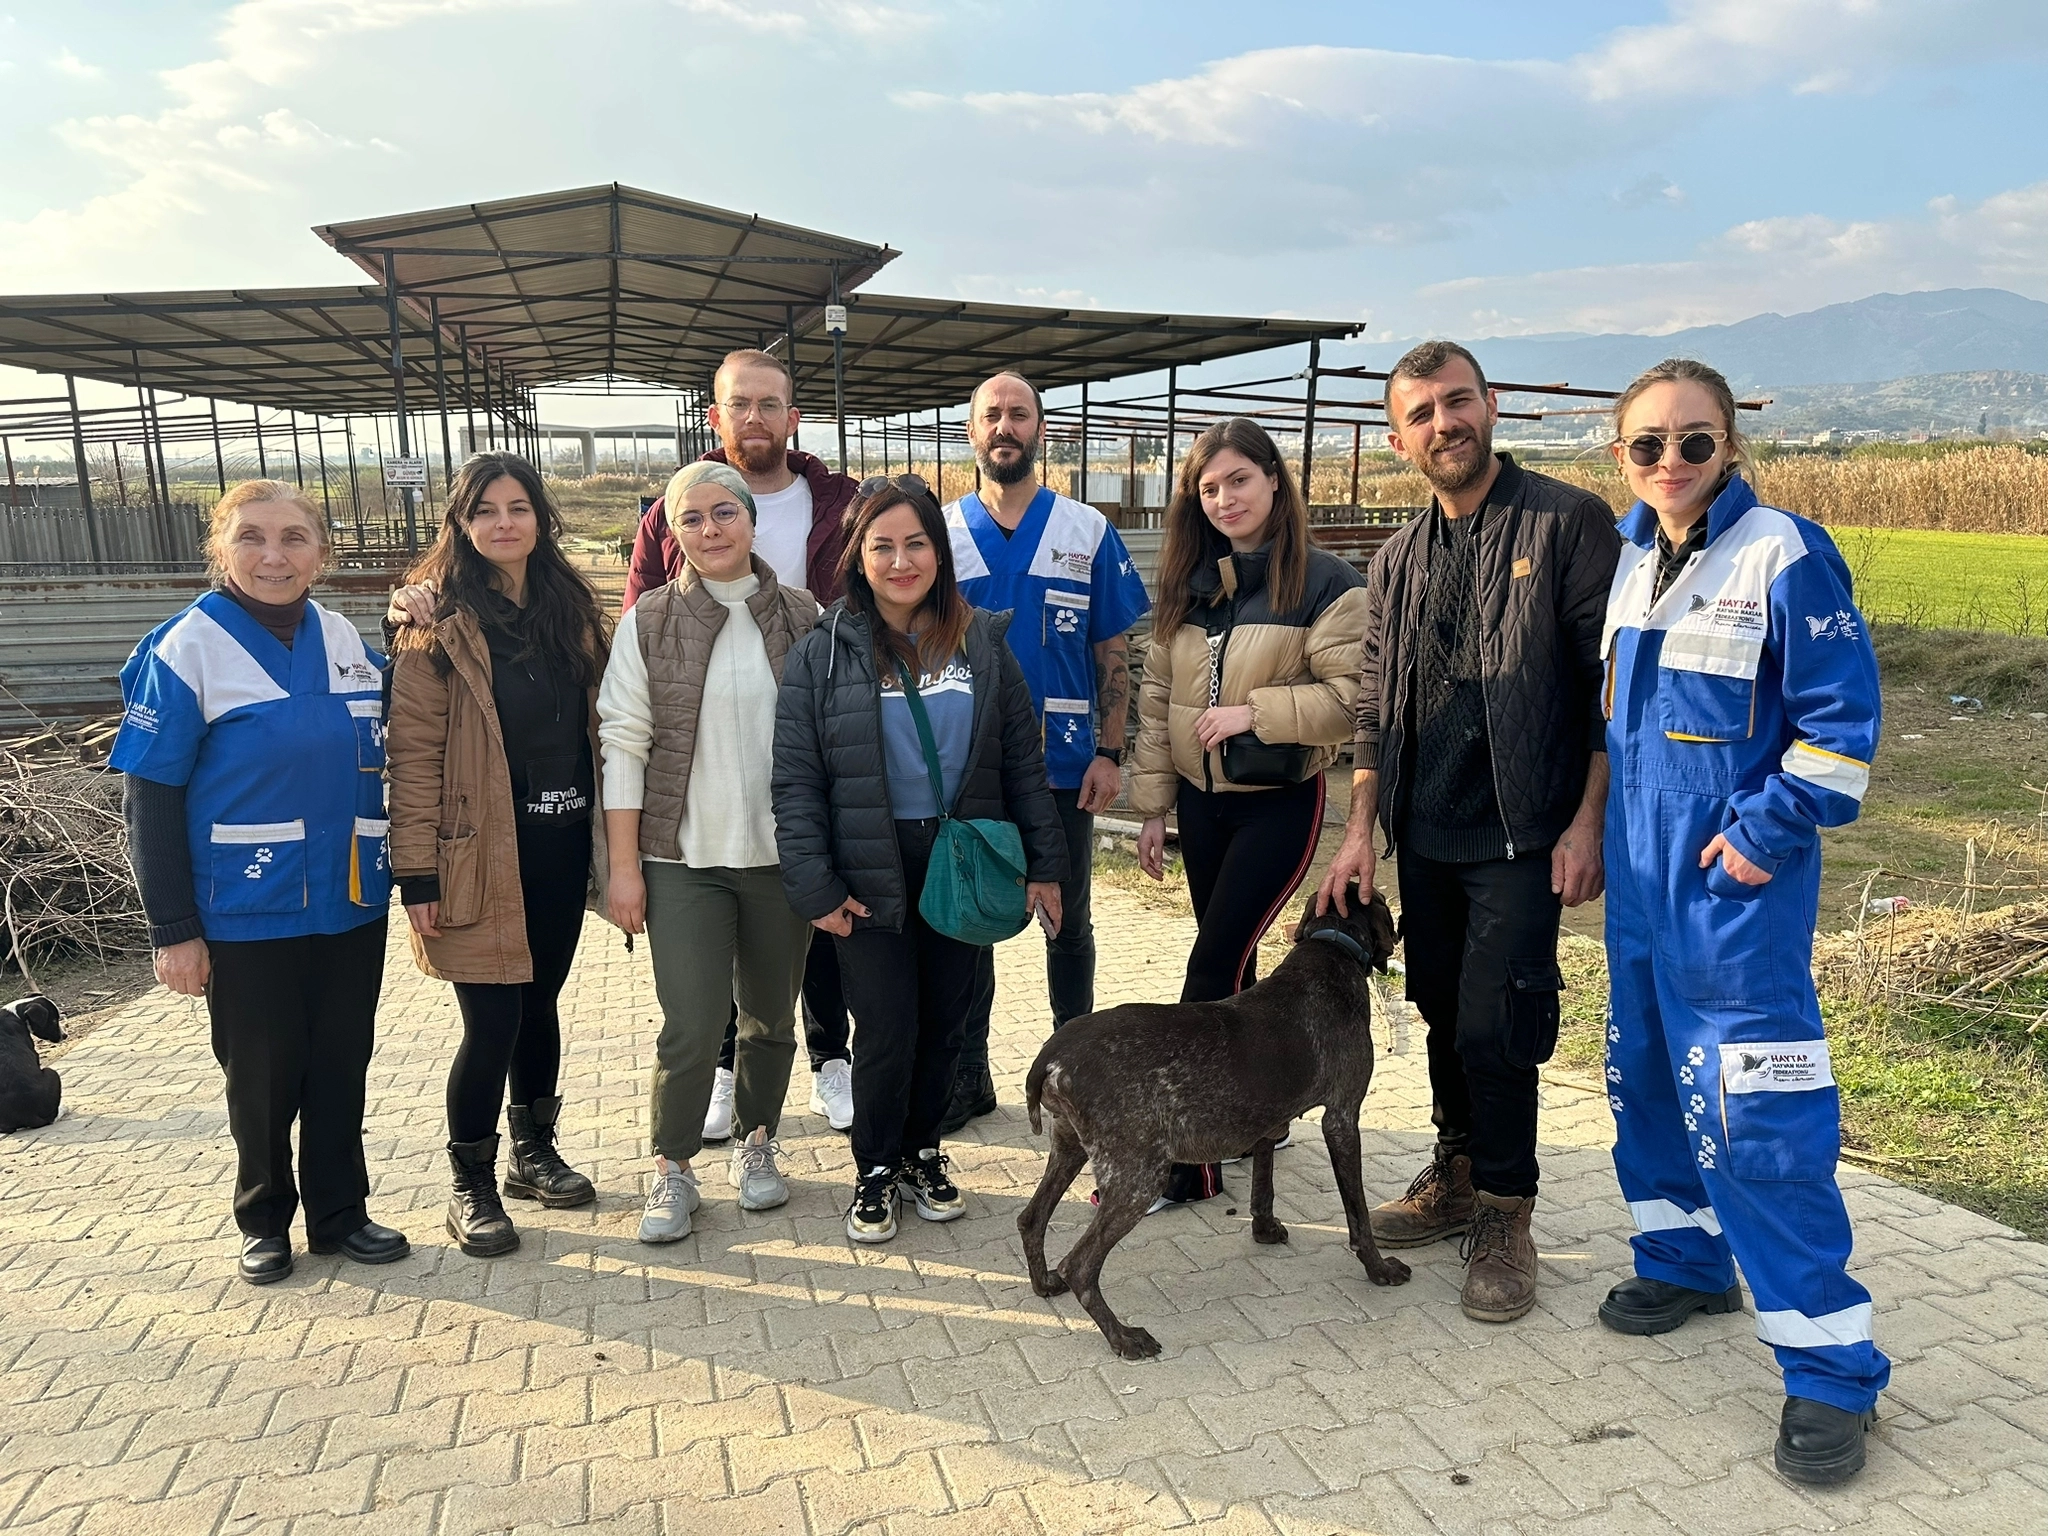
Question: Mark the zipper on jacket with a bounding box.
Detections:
[1203,619,1234,794]
[1468,524,1516,861]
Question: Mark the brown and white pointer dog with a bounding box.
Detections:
[1020,888,1410,1359]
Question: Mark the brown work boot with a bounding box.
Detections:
[1369,1145,1475,1248]
[1460,1189,1538,1323]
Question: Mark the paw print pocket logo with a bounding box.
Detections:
[1689,1094,1706,1115]
[1683,1113,1698,1132]
[242,845,275,881]
[1679,1066,1695,1086]
[1054,607,1079,635]
[1686,1045,1706,1067]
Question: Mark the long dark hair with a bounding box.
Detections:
[402,453,609,686]
[1152,418,1310,639]
[835,477,972,678]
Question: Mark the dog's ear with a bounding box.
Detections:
[8,997,63,1045]
[1365,891,1398,972]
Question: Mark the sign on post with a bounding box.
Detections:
[385,456,427,488]
[824,304,848,334]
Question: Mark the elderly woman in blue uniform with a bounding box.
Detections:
[1597,360,1888,1485]
[115,479,407,1286]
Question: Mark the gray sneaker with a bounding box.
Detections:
[638,1158,699,1244]
[729,1127,789,1211]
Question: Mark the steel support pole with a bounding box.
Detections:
[129,359,160,514]
[431,297,453,491]
[253,410,268,476]
[460,326,476,455]
[65,375,104,568]
[383,250,418,555]
[830,268,847,473]
[1300,339,1320,502]
[3,436,18,509]
[1350,422,1362,510]
[1078,381,1089,504]
[482,350,495,450]
[1164,365,1179,498]
[289,413,303,485]
[148,388,170,509]
[210,401,227,494]
[313,417,333,526]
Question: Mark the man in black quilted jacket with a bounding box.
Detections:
[1315,340,1620,1326]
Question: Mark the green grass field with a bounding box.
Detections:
[1834,527,2048,634]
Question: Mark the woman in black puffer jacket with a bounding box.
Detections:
[773,475,1067,1244]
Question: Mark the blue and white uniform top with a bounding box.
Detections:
[1600,473,1880,877]
[943,487,1151,790]
[110,589,392,942]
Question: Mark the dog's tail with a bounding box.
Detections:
[1024,1055,1049,1136]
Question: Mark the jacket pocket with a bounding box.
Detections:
[1717,1040,1840,1180]
[436,828,483,927]
[1657,665,1756,743]
[1705,859,1767,902]
[1504,956,1563,1069]
[208,821,309,916]
[350,817,391,908]
[347,697,386,772]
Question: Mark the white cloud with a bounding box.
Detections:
[1409,179,2048,337]
[48,48,101,79]
[672,0,934,38]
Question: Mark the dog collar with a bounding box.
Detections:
[1306,928,1370,966]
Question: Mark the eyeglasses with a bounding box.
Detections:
[675,502,746,533]
[717,397,788,420]
[1623,430,1729,467]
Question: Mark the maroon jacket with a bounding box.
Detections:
[622,448,856,612]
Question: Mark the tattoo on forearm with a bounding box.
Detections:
[1095,639,1130,747]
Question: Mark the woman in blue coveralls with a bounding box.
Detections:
[115,479,408,1287]
[1597,359,1889,1485]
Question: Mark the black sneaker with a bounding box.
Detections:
[899,1148,966,1222]
[846,1163,900,1244]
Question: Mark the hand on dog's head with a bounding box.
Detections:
[2,996,63,1045]
[1292,886,1398,971]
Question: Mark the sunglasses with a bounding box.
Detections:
[675,502,746,533]
[1622,430,1728,468]
[857,472,933,499]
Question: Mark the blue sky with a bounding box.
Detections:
[3,1,2046,354]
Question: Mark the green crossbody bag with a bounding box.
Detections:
[893,660,1031,946]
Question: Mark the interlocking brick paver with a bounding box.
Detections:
[2,889,2042,1533]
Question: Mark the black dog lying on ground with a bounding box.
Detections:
[0,994,64,1133]
[1020,887,1410,1359]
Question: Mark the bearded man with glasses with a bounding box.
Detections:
[1315,340,1620,1327]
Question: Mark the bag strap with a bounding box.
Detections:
[893,660,951,819]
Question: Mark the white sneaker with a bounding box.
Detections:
[702,1067,736,1142]
[729,1127,790,1211]
[808,1058,854,1132]
[638,1158,699,1244]
[1222,1131,1294,1166]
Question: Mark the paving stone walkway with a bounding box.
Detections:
[2,887,2045,1535]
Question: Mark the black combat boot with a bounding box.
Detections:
[446,1134,520,1257]
[503,1096,596,1209]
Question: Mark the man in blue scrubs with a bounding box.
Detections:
[940,371,1151,1129]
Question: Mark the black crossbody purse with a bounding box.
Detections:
[1206,627,1315,788]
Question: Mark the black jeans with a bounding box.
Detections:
[1164,773,1326,1202]
[1395,847,1563,1200]
[834,819,984,1172]
[957,785,1097,1076]
[206,916,388,1244]
[719,928,850,1071]
[447,819,590,1142]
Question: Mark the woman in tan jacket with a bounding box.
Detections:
[1130,417,1368,1208]
[386,453,612,1258]
[597,463,819,1245]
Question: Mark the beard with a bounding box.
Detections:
[976,431,1039,487]
[1414,425,1494,494]
[728,433,786,476]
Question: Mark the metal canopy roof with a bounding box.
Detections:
[793,292,1360,416]
[0,285,442,415]
[314,183,897,389]
[0,182,1360,423]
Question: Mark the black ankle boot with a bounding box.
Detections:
[937,1062,997,1136]
[1774,1396,1875,1485]
[446,1134,520,1257]
[503,1097,596,1209]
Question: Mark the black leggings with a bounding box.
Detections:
[1176,774,1327,1003]
[1165,774,1326,1203]
[447,819,591,1142]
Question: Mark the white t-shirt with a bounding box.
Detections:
[750,476,814,590]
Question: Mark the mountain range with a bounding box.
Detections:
[1349,288,2048,394]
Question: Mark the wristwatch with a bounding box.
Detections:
[1095,746,1123,766]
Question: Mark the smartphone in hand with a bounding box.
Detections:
[1033,902,1056,940]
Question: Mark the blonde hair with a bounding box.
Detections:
[1610,358,1754,479]
[207,479,328,577]
[714,347,793,400]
